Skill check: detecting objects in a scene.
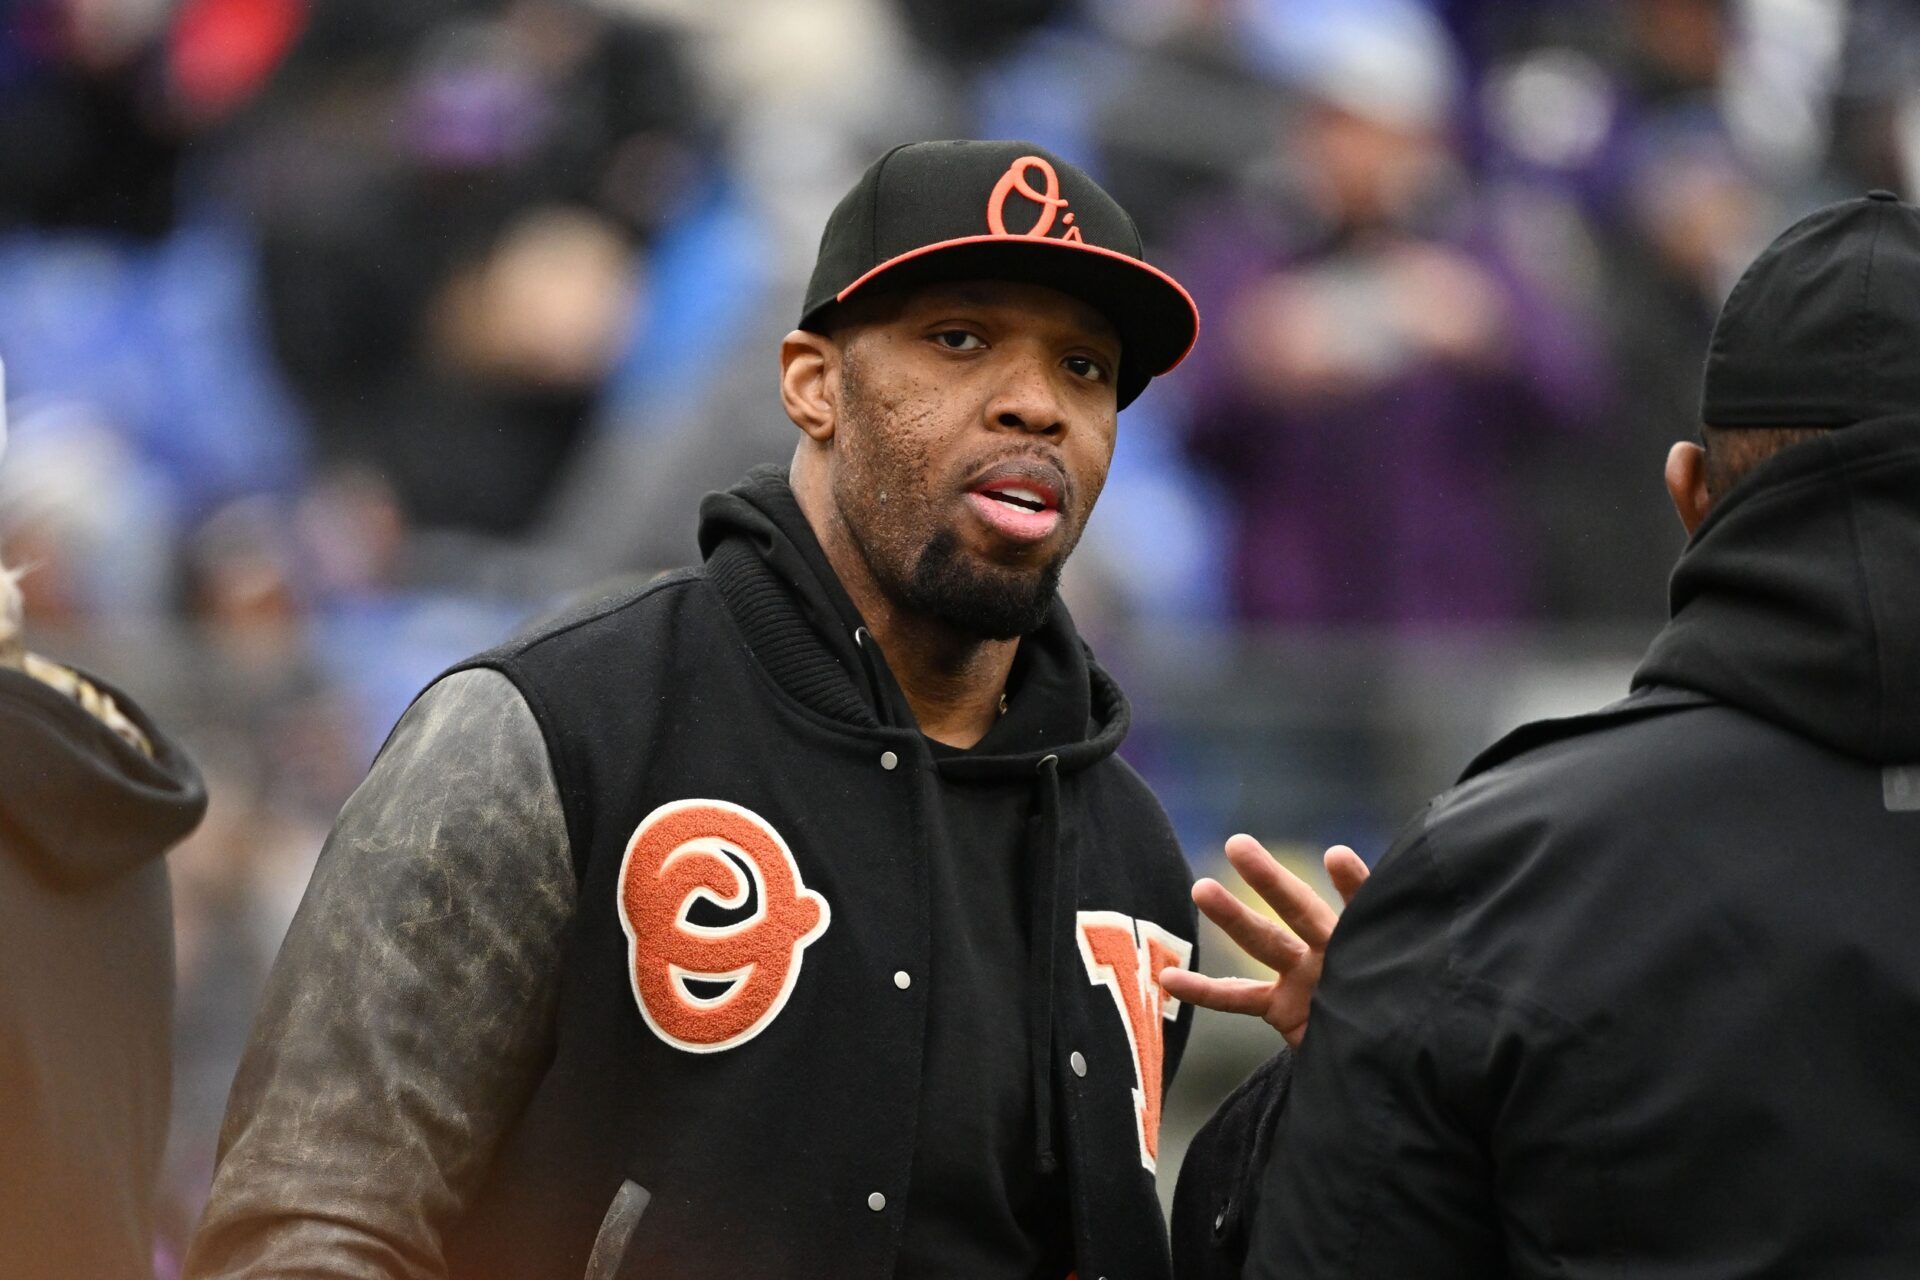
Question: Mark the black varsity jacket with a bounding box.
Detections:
[189,467,1198,1280]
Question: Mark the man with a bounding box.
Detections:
[186,140,1203,1280]
[0,453,209,1273]
[1186,189,1920,1277]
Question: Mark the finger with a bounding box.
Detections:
[1193,876,1312,973]
[1194,877,1311,971]
[1224,833,1341,950]
[1325,844,1370,906]
[1158,968,1273,1016]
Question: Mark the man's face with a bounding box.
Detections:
[827,280,1122,640]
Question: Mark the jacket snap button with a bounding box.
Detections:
[1070,1050,1087,1078]
[867,1191,886,1211]
[893,970,911,990]
[880,751,899,771]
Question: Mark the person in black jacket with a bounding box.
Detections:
[0,560,209,1278]
[187,141,1205,1280]
[1174,189,1920,1279]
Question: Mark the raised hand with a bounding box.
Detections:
[1159,834,1370,1047]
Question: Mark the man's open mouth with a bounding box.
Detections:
[964,464,1066,545]
[978,484,1051,513]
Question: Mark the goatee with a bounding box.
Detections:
[900,528,1061,640]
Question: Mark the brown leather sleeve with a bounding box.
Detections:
[184,668,574,1280]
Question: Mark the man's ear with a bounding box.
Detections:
[781,330,837,443]
[1665,440,1712,536]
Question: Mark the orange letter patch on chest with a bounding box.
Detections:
[617,799,831,1053]
[1076,911,1194,1171]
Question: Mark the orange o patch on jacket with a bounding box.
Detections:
[617,799,831,1053]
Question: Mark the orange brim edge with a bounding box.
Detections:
[834,234,1202,375]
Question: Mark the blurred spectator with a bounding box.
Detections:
[1474,0,1836,619]
[0,535,209,1280]
[1087,11,1287,246]
[246,0,708,540]
[1833,0,1920,194]
[0,0,299,236]
[0,4,180,229]
[1538,113,1770,619]
[894,0,1070,68]
[0,0,310,611]
[1175,0,1606,628]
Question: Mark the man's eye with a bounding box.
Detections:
[1065,355,1110,383]
[934,330,985,351]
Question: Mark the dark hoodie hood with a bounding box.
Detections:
[696,464,1130,778]
[1634,413,1920,763]
[0,665,207,889]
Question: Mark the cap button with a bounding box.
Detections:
[1868,189,1901,203]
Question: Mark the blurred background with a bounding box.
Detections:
[1,0,1912,1260]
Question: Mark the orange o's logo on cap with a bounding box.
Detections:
[987,154,1085,243]
[617,799,830,1053]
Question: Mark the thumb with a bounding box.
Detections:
[0,562,23,670]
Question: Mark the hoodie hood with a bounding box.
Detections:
[1634,413,1920,763]
[697,464,1129,776]
[0,665,207,889]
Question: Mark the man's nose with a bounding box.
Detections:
[987,352,1068,437]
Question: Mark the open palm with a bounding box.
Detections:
[1159,834,1370,1047]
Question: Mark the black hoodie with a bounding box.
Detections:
[0,664,206,1280]
[436,467,1198,1280]
[1180,414,1920,1278]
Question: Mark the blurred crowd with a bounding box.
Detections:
[3,0,1916,1262]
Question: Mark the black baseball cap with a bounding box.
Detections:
[1703,189,1920,428]
[798,139,1200,409]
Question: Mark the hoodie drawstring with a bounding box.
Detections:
[851,627,899,729]
[854,623,1082,1176]
[1029,752,1072,1175]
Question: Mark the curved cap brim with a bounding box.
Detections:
[803,235,1199,409]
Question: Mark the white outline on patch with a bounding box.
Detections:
[1077,909,1194,1171]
